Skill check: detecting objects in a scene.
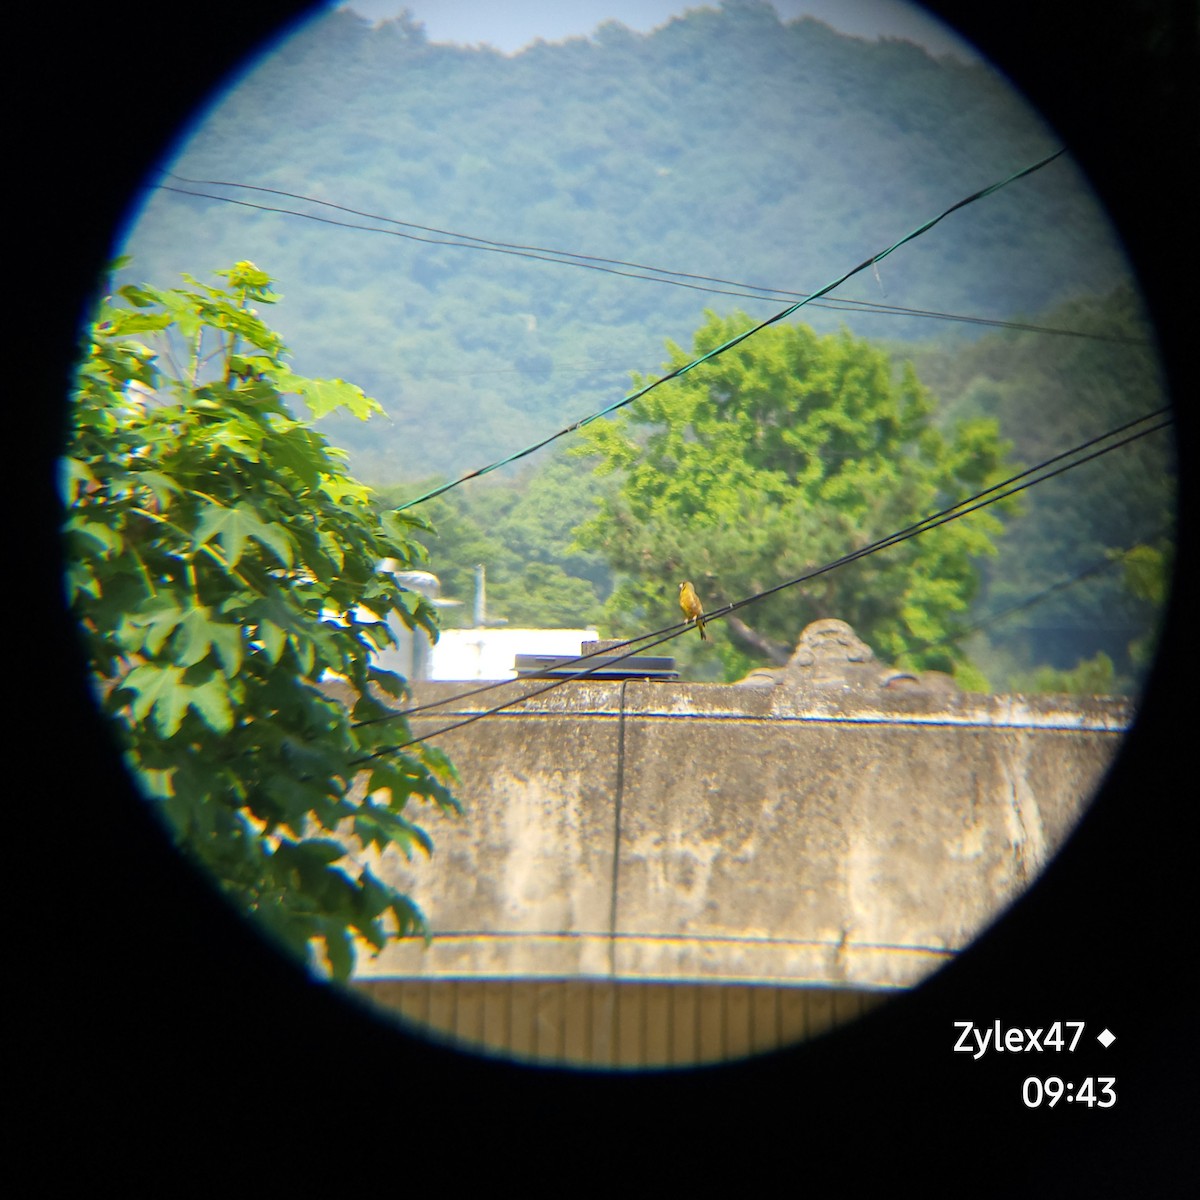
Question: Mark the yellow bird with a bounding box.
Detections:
[679,580,707,640]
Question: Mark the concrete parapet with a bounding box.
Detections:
[350,674,1130,992]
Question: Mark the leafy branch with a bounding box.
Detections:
[65,260,460,979]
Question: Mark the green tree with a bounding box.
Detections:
[122,3,1130,484]
[374,458,611,629]
[64,261,460,980]
[899,287,1175,692]
[1118,537,1174,672]
[1010,651,1116,697]
[573,311,1017,681]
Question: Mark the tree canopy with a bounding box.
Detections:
[374,457,611,630]
[572,311,1017,682]
[898,284,1175,692]
[64,261,460,980]
[361,288,1171,696]
[119,1,1133,485]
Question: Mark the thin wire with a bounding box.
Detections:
[902,532,1170,660]
[156,181,793,304]
[388,149,1067,510]
[358,405,1170,729]
[159,175,1150,352]
[159,164,1142,345]
[158,168,1147,347]
[161,171,1146,346]
[159,166,1142,336]
[164,177,1096,339]
[719,417,1173,623]
[359,423,1167,758]
[352,409,1171,759]
[161,170,812,291]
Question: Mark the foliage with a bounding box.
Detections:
[64,261,460,980]
[897,286,1176,691]
[367,288,1170,699]
[1117,538,1174,670]
[1010,651,1116,697]
[571,311,1018,680]
[118,1,1133,483]
[374,458,611,629]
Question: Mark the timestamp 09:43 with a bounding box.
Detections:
[1022,1077,1116,1108]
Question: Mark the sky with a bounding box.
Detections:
[336,0,981,62]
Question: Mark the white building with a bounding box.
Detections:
[428,627,598,682]
[370,563,596,683]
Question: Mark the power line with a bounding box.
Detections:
[363,414,1172,756]
[387,149,1069,510]
[937,544,1162,648]
[718,416,1171,626]
[350,408,1171,759]
[156,180,791,304]
[361,405,1171,727]
[154,168,1145,346]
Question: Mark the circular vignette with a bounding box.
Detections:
[35,0,1196,1179]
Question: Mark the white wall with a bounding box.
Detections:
[430,628,598,681]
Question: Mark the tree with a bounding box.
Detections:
[374,457,611,630]
[121,4,1132,486]
[572,311,1018,682]
[900,286,1175,692]
[63,261,460,980]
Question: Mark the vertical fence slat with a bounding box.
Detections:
[670,983,699,1067]
[724,985,753,1063]
[750,984,781,1057]
[534,980,565,1064]
[353,979,889,1068]
[641,984,672,1068]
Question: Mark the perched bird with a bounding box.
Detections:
[679,580,707,640]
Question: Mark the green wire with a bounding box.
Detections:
[395,148,1067,512]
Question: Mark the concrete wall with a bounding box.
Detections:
[347,672,1129,995]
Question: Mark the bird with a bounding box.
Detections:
[679,580,707,640]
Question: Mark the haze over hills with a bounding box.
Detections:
[111,1,1173,693]
[118,0,1134,485]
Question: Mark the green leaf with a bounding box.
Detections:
[356,868,393,920]
[186,674,235,733]
[321,921,355,981]
[59,456,96,506]
[175,606,217,666]
[132,469,181,507]
[281,373,383,421]
[122,662,189,737]
[272,839,348,876]
[206,422,263,461]
[117,283,162,309]
[65,515,124,558]
[130,596,186,656]
[219,260,274,292]
[319,474,373,505]
[194,499,294,570]
[256,619,286,664]
[173,607,244,676]
[70,262,459,978]
[390,894,429,942]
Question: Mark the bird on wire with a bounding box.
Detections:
[679,580,708,640]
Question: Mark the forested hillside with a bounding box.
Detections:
[115,1,1173,692]
[121,1,1132,481]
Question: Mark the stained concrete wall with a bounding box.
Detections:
[348,673,1130,993]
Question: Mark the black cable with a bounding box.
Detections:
[152,173,1147,346]
[351,409,1172,758]
[907,537,1169,658]
[394,149,1071,511]
[360,404,1171,726]
[718,416,1174,624]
